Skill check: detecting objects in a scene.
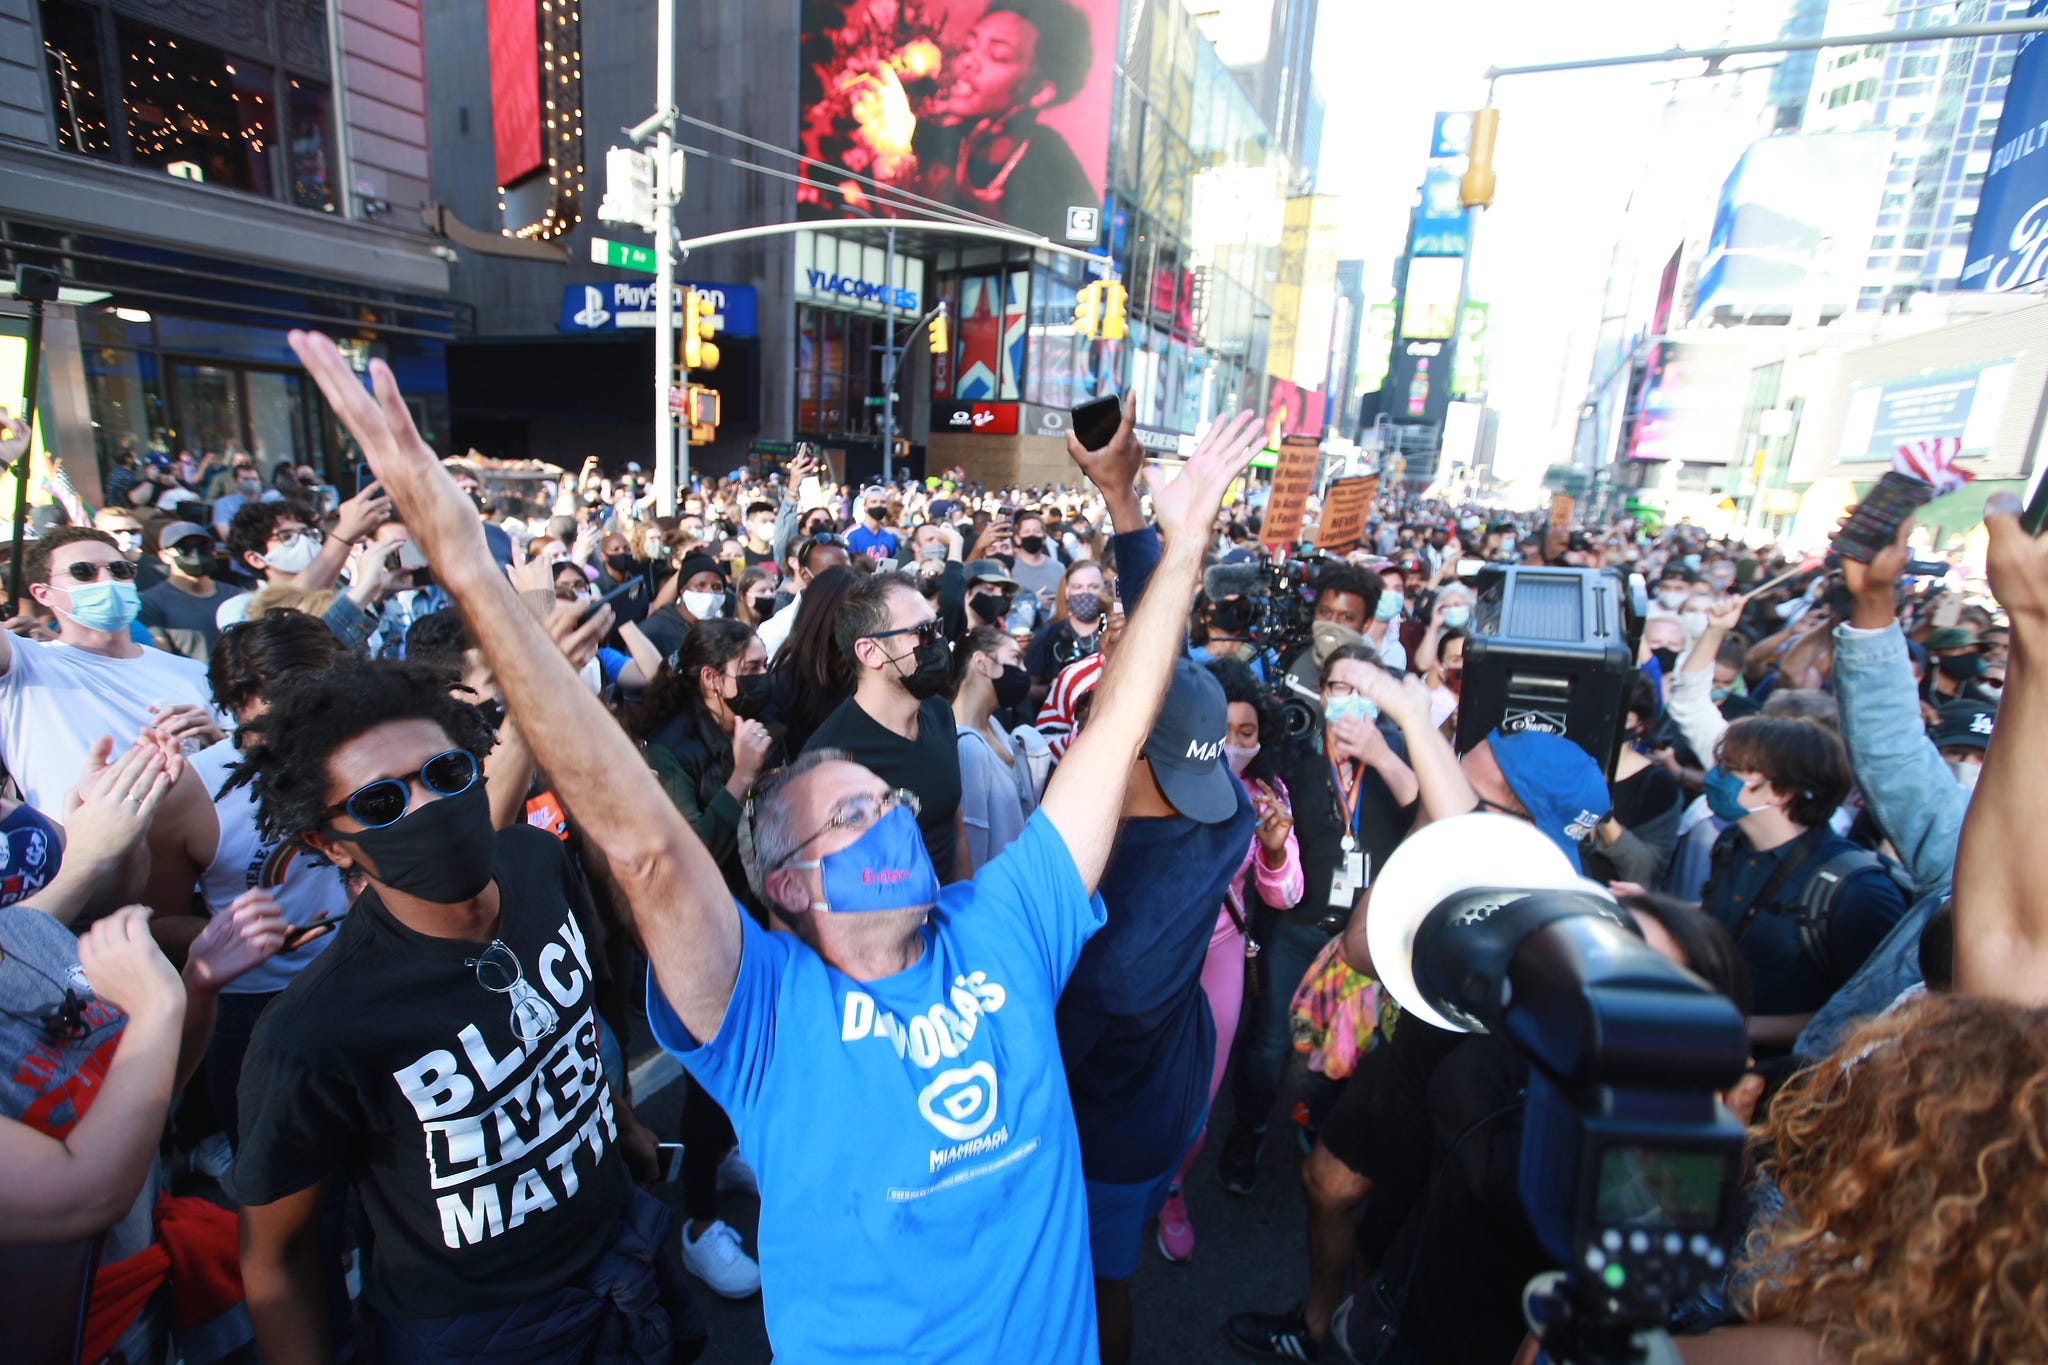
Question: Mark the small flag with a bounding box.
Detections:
[1893,437,1972,495]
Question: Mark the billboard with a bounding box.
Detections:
[1399,256,1462,340]
[1962,0,2048,290]
[1690,131,1889,322]
[1624,342,1750,464]
[1834,361,2016,462]
[1410,167,1470,257]
[796,0,1117,243]
[559,281,760,336]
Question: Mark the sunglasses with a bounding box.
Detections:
[320,748,479,830]
[467,939,560,1044]
[868,618,945,648]
[64,559,139,584]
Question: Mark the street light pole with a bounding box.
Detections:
[882,226,897,483]
[651,0,679,515]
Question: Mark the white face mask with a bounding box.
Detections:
[1947,758,1980,794]
[264,532,319,574]
[683,589,725,620]
[644,534,663,557]
[1223,741,1260,777]
[109,530,141,554]
[1656,589,1689,611]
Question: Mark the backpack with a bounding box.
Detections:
[1709,828,1916,980]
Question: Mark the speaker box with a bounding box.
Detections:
[1454,566,1639,778]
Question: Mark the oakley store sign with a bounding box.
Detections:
[795,231,924,317]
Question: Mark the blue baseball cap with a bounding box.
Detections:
[1142,658,1239,824]
[1484,728,1611,871]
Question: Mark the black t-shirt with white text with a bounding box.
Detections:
[227,825,628,1318]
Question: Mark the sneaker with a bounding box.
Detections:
[716,1146,757,1195]
[190,1133,233,1181]
[1224,1303,1317,1361]
[679,1219,761,1299]
[1155,1187,1194,1263]
[1217,1125,1263,1195]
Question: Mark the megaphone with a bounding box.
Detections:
[1367,812,1624,1035]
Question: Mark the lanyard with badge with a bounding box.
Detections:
[1327,755,1370,911]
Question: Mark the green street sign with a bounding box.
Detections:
[590,237,658,275]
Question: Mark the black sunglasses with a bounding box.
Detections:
[868,618,945,648]
[65,559,139,583]
[321,749,479,830]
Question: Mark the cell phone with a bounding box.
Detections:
[280,916,336,952]
[581,576,640,624]
[397,538,429,572]
[1071,394,1124,452]
[1832,472,1934,563]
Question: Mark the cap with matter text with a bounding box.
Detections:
[1141,658,1239,824]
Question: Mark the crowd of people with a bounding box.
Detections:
[0,330,2043,1365]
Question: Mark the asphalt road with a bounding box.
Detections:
[629,1055,1317,1364]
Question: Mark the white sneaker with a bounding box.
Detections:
[679,1219,761,1299]
[716,1146,758,1195]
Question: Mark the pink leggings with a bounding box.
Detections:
[1173,919,1247,1188]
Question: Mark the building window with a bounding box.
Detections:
[796,305,878,438]
[37,0,336,212]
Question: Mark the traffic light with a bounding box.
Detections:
[1460,106,1499,209]
[1073,280,1102,339]
[682,288,720,371]
[928,302,949,355]
[1100,280,1128,341]
[686,384,720,426]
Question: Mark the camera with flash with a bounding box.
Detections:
[1369,815,1750,1364]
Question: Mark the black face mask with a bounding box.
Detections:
[1938,652,1984,681]
[894,636,953,700]
[171,549,212,577]
[606,552,639,578]
[746,594,776,618]
[728,672,771,718]
[1017,534,1047,555]
[1211,596,1255,635]
[340,781,496,904]
[1651,646,1680,672]
[969,593,1009,624]
[993,662,1031,708]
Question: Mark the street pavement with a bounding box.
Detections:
[629,1053,1317,1364]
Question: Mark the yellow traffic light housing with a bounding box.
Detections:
[928,304,949,355]
[1100,280,1128,340]
[1073,280,1102,339]
[1460,106,1499,209]
[682,288,719,371]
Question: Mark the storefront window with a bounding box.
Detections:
[172,362,244,455]
[795,305,878,438]
[118,18,275,196]
[244,370,304,469]
[81,346,164,468]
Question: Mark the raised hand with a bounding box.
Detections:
[732,719,773,787]
[77,905,185,1022]
[1143,409,1263,549]
[146,702,225,750]
[332,479,393,543]
[61,737,174,870]
[1065,395,1141,503]
[1984,491,2048,628]
[1841,517,1913,630]
[288,331,487,577]
[542,598,612,673]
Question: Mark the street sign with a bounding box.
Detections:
[598,146,656,232]
[667,385,686,416]
[591,238,659,275]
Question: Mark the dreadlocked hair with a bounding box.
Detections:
[226,655,498,846]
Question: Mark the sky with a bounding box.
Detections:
[1308,0,1799,484]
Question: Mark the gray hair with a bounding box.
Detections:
[742,746,853,899]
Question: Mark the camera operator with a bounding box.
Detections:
[1197,563,1275,678]
[1215,644,1419,1197]
[1326,893,1755,1365]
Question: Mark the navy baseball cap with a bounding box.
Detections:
[1485,728,1611,871]
[1142,658,1239,824]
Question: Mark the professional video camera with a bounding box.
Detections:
[1369,814,1750,1365]
[1206,554,1320,737]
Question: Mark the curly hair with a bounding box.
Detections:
[227,656,497,846]
[1205,657,1285,783]
[1739,993,2048,1364]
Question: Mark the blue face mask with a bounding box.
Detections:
[791,803,940,915]
[1375,590,1402,622]
[1442,605,1470,629]
[1325,693,1379,728]
[1703,765,1759,824]
[51,580,141,634]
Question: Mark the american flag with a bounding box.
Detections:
[1893,436,1972,495]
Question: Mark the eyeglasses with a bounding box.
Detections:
[466,940,559,1044]
[63,559,139,584]
[320,749,479,829]
[772,787,921,872]
[867,618,944,649]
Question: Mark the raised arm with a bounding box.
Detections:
[1358,667,1475,824]
[1040,410,1262,892]
[298,481,393,590]
[1952,495,2048,1007]
[288,331,742,1040]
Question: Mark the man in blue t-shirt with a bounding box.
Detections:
[294,328,1266,1365]
[845,485,901,561]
